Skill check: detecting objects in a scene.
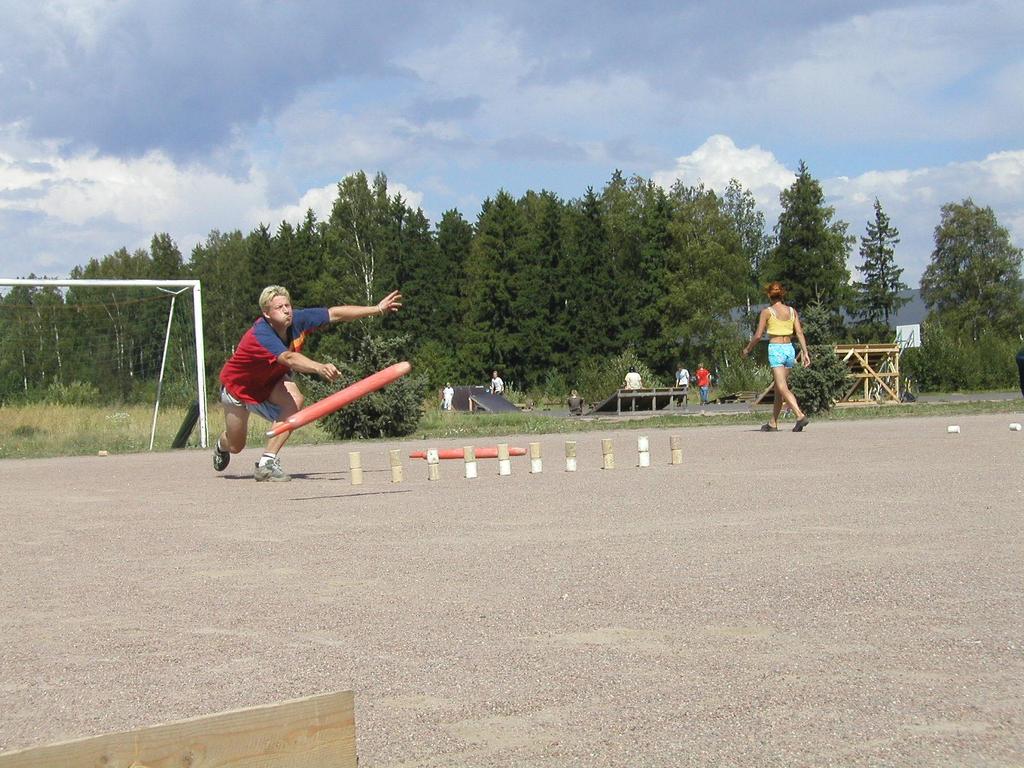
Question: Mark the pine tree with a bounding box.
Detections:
[662,183,749,367]
[433,208,473,350]
[721,178,770,298]
[391,205,441,340]
[317,172,390,309]
[600,173,672,369]
[762,161,853,324]
[460,191,526,380]
[599,171,641,346]
[854,198,908,327]
[291,209,324,306]
[413,209,473,385]
[513,190,564,387]
[921,198,1024,340]
[633,181,674,369]
[562,188,618,368]
[246,224,275,294]
[70,246,167,397]
[187,230,254,366]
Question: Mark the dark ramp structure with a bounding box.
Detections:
[589,387,689,414]
[451,386,519,413]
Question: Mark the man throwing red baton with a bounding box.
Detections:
[214,285,402,481]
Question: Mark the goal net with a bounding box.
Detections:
[0,278,208,449]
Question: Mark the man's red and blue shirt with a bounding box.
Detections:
[219,308,329,404]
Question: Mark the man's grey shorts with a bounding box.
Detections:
[220,387,281,422]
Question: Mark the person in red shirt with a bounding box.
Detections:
[214,285,402,482]
[695,364,711,405]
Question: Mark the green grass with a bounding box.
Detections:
[415,399,1023,439]
[0,403,336,459]
[1,399,1020,460]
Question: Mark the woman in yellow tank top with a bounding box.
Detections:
[741,281,811,432]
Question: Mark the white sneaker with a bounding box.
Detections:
[254,457,291,482]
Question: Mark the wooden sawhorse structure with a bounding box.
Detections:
[835,343,901,404]
[753,343,902,406]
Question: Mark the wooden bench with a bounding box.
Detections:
[615,387,690,414]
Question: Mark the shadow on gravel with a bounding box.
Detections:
[290,488,415,502]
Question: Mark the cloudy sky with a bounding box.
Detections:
[1,0,1021,284]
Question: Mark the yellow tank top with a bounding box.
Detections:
[766,305,795,336]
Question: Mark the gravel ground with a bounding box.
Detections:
[1,413,1022,767]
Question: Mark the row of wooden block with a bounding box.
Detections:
[345,436,685,485]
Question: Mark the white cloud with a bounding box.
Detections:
[41,0,121,50]
[254,179,424,228]
[691,2,1024,143]
[489,73,663,145]
[399,17,531,97]
[829,150,1024,281]
[0,123,426,276]
[0,124,258,231]
[251,183,337,229]
[653,135,1024,284]
[653,135,793,218]
[398,15,665,155]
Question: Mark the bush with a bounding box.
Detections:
[789,345,850,415]
[797,300,834,346]
[411,338,463,391]
[302,333,430,440]
[43,380,102,406]
[527,369,570,408]
[902,323,1020,391]
[715,356,770,394]
[575,348,662,404]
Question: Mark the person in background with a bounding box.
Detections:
[695,363,711,405]
[1017,347,1024,398]
[623,366,643,390]
[675,363,689,406]
[567,388,584,416]
[489,370,505,395]
[442,382,455,411]
[741,280,811,432]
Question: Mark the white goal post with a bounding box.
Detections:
[0,278,209,448]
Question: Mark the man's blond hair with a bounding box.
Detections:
[259,285,291,312]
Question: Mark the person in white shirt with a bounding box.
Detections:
[674,364,689,405]
[489,370,504,394]
[442,383,454,410]
[623,366,643,390]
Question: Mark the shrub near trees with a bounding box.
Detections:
[305,333,429,440]
[3,168,1022,418]
[788,301,851,415]
[904,199,1024,392]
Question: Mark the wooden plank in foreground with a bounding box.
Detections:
[0,690,356,768]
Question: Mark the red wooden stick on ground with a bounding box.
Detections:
[266,361,412,437]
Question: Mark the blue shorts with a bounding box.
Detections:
[768,343,797,369]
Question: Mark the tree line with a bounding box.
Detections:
[1,163,1022,405]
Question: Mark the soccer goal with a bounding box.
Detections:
[0,278,209,449]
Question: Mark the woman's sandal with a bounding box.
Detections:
[760,423,779,432]
[793,417,810,432]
